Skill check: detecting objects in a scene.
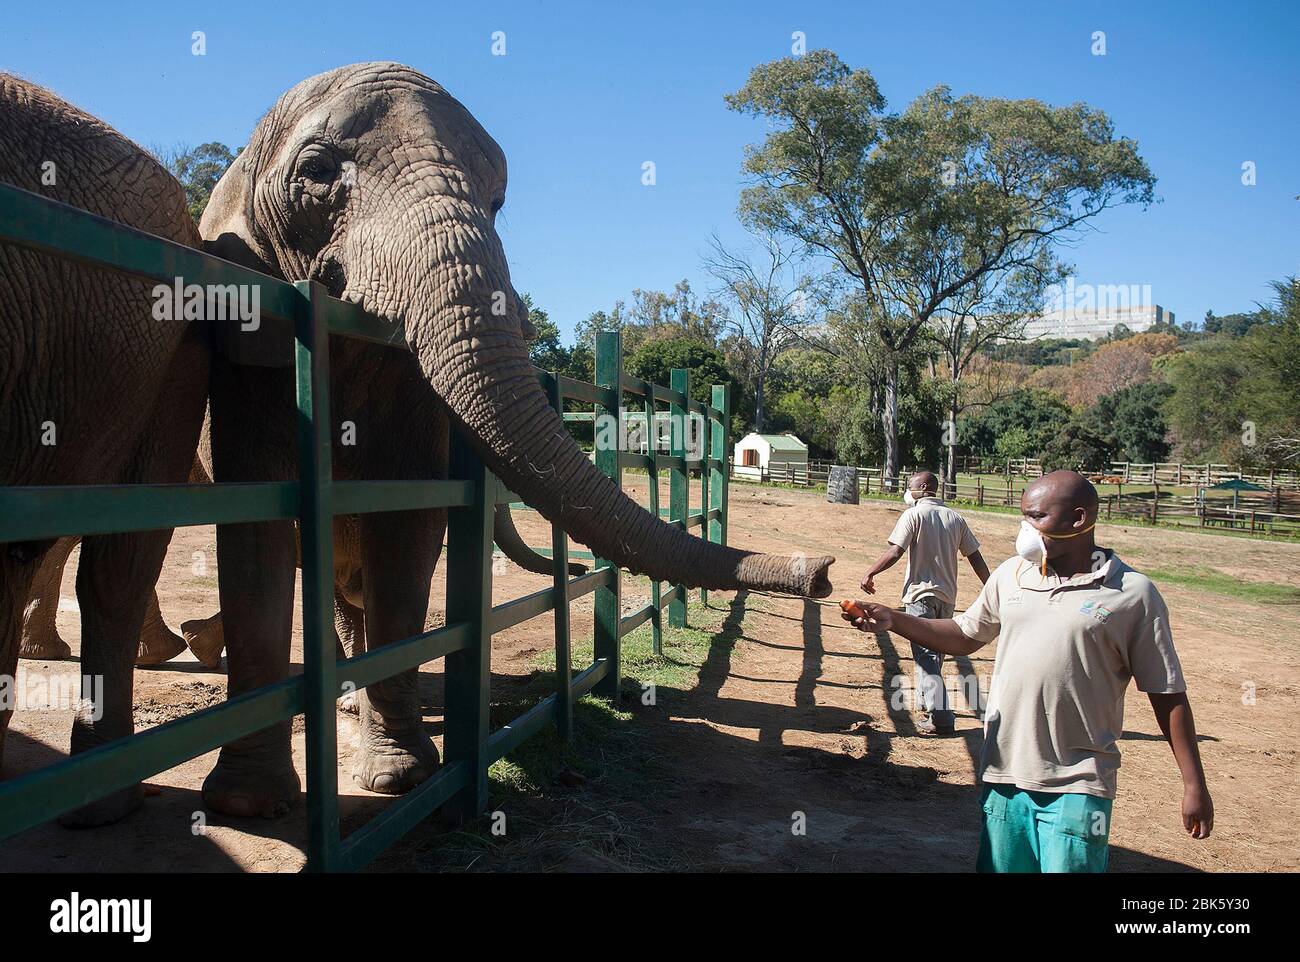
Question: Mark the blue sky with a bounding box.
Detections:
[3,0,1296,339]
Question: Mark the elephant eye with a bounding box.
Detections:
[298,151,338,183]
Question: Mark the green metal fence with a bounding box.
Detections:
[0,181,731,871]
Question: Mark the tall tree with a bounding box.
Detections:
[704,228,817,431]
[727,53,1156,486]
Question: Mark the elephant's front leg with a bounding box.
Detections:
[352,508,444,794]
[201,358,300,818]
[201,518,300,817]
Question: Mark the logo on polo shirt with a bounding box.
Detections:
[1079,600,1112,624]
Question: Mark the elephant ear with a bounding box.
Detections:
[200,157,295,368]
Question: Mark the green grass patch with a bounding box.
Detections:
[1144,567,1300,605]
[392,593,753,871]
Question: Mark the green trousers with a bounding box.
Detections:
[977,783,1112,873]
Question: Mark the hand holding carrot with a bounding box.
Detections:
[840,599,893,632]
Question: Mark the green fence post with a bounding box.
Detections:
[443,431,494,822]
[709,383,731,552]
[669,368,690,628]
[698,394,709,608]
[592,331,622,699]
[294,281,340,873]
[644,391,663,655]
[548,373,573,741]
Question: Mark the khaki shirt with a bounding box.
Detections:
[887,498,980,606]
[955,551,1185,799]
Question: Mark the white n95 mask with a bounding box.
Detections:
[903,490,917,506]
[1016,519,1097,575]
[1015,520,1047,567]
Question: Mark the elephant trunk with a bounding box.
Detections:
[405,290,833,597]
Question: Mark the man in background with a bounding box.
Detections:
[861,470,990,735]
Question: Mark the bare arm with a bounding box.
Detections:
[861,543,905,594]
[843,603,987,656]
[1148,691,1214,839]
[967,550,991,585]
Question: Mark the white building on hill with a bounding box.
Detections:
[1023,304,1175,340]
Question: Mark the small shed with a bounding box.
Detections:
[733,432,809,482]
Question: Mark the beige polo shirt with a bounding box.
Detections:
[955,551,1185,799]
[887,498,980,606]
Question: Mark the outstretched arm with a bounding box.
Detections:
[1148,692,1214,839]
[861,543,905,594]
[967,550,991,585]
[843,603,986,656]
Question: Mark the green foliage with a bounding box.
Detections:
[1202,309,1262,337]
[986,338,1093,367]
[625,336,745,432]
[725,50,887,268]
[164,142,237,223]
[993,426,1037,462]
[1159,336,1252,462]
[575,280,726,358]
[1088,382,1172,462]
[1039,419,1114,472]
[959,389,1072,459]
[523,294,593,382]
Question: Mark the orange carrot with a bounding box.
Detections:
[840,599,867,620]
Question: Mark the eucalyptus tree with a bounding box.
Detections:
[727,52,1155,486]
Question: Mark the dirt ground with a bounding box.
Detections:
[5,478,1298,872]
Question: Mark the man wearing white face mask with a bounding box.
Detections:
[844,470,1214,873]
[860,470,990,735]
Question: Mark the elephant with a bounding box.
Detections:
[0,75,210,825]
[194,61,834,818]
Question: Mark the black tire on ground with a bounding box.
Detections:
[826,465,860,504]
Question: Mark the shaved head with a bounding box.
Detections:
[1020,470,1100,560]
[909,470,938,494]
[1025,470,1099,517]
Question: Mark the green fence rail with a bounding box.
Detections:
[0,181,731,871]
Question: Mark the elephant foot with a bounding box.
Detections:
[135,624,187,666]
[57,783,145,828]
[352,728,440,795]
[19,632,71,660]
[181,612,225,669]
[339,689,359,714]
[201,753,300,818]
